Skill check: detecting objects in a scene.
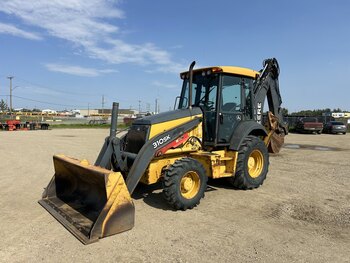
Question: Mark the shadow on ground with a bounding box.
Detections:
[131,178,234,211]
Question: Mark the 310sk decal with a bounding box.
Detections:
[152,135,171,149]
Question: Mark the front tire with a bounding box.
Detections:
[229,135,269,189]
[163,158,208,210]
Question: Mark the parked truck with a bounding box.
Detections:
[295,117,323,134]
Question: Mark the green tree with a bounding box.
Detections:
[332,108,343,112]
[290,108,335,116]
[0,99,8,112]
[281,107,288,116]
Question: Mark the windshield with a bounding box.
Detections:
[331,122,344,125]
[178,74,219,110]
[302,117,318,122]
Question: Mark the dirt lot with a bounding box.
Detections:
[0,129,349,263]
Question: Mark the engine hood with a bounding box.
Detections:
[133,107,202,126]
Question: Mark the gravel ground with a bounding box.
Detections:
[0,129,349,263]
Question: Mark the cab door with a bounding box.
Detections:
[217,75,244,144]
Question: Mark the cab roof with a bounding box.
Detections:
[181,66,260,79]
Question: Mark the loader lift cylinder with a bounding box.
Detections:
[94,102,119,168]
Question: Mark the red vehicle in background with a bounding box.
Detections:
[5,120,21,131]
[0,120,49,131]
[295,117,323,134]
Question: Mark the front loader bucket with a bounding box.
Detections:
[39,155,134,244]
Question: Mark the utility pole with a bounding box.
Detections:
[88,103,90,117]
[102,95,105,115]
[7,76,14,118]
[138,100,141,113]
[155,98,158,114]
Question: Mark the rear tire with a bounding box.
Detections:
[229,135,269,189]
[163,158,207,210]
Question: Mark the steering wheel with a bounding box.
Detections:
[206,101,215,111]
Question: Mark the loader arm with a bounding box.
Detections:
[125,117,201,194]
[92,104,202,194]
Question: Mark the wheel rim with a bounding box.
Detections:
[180,171,200,199]
[247,150,264,178]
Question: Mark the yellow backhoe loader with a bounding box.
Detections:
[39,58,287,244]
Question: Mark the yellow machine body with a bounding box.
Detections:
[148,113,202,139]
[138,112,244,185]
[39,59,284,244]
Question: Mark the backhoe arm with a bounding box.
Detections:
[253,58,283,123]
[253,58,287,153]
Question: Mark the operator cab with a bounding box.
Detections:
[178,66,259,146]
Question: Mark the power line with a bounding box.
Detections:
[1,75,103,108]
[1,75,156,110]
[2,75,100,97]
[16,76,100,97]
[12,95,98,108]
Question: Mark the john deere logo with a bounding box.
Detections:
[257,102,262,123]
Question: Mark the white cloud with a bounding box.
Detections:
[146,61,199,74]
[45,63,118,77]
[154,63,188,74]
[0,1,121,44]
[152,81,178,90]
[0,22,42,40]
[17,86,63,96]
[170,45,184,49]
[0,1,183,73]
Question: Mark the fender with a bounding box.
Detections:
[229,120,268,151]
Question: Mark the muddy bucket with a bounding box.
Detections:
[39,155,134,244]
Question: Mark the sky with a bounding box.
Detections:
[0,0,349,112]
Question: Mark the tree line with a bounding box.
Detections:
[0,99,41,112]
[282,108,347,116]
[1,100,347,117]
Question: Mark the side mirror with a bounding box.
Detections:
[174,96,180,110]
